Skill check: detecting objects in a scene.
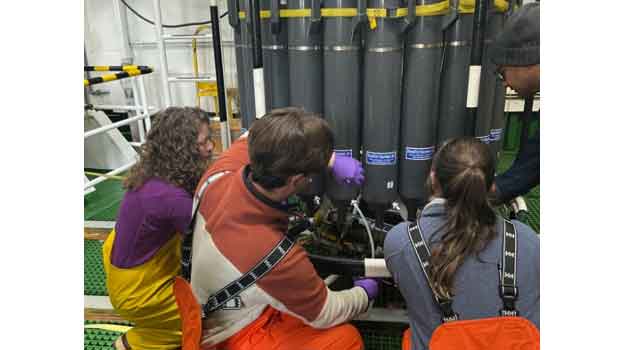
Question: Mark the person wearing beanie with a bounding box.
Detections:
[489,2,540,204]
[489,2,540,98]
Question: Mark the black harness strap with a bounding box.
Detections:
[407,222,459,323]
[180,170,296,319]
[201,235,294,318]
[181,171,229,281]
[407,218,521,323]
[500,219,519,316]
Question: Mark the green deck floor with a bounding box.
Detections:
[84,320,132,350]
[85,177,125,221]
[85,240,107,296]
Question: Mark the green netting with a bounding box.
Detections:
[355,321,407,350]
[85,240,108,296]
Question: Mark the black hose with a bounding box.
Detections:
[308,254,366,276]
[121,0,228,28]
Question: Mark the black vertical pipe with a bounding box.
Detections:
[470,0,489,65]
[466,0,489,135]
[210,6,228,123]
[249,0,263,68]
[520,96,534,154]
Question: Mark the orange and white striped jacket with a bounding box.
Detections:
[190,137,369,347]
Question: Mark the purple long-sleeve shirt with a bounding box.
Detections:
[111,178,192,268]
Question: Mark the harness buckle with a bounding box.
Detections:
[499,284,519,299]
[438,299,459,323]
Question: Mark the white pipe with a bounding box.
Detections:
[129,142,144,147]
[89,105,156,111]
[84,161,135,191]
[138,76,152,132]
[220,121,231,150]
[130,78,146,143]
[130,40,235,48]
[363,258,392,278]
[253,68,266,118]
[352,201,375,259]
[113,0,133,64]
[152,0,172,107]
[84,112,149,139]
[163,34,213,40]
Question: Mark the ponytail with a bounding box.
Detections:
[427,138,497,299]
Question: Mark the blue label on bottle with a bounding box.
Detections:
[405,146,436,161]
[366,151,397,165]
[334,149,353,158]
[489,128,503,142]
[476,135,492,144]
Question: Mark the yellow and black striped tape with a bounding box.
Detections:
[84,67,153,87]
[84,65,151,72]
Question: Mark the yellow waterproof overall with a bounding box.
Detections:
[102,230,182,349]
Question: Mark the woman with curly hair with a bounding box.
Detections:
[101,107,214,350]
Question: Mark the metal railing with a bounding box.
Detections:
[84,66,153,195]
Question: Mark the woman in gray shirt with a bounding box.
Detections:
[384,138,539,350]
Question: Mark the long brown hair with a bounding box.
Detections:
[427,138,497,299]
[124,107,212,194]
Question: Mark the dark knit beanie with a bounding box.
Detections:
[489,3,539,66]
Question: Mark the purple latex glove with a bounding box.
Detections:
[354,278,379,300]
[331,154,365,185]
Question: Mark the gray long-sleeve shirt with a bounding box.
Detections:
[384,198,540,350]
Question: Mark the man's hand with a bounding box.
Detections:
[330,154,365,186]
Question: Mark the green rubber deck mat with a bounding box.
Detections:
[84,175,125,221]
[84,320,133,350]
[85,240,107,296]
[84,328,119,350]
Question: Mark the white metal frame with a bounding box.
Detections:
[84,74,153,195]
[151,0,231,150]
[84,1,158,196]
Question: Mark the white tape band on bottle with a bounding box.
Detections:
[466,65,481,108]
